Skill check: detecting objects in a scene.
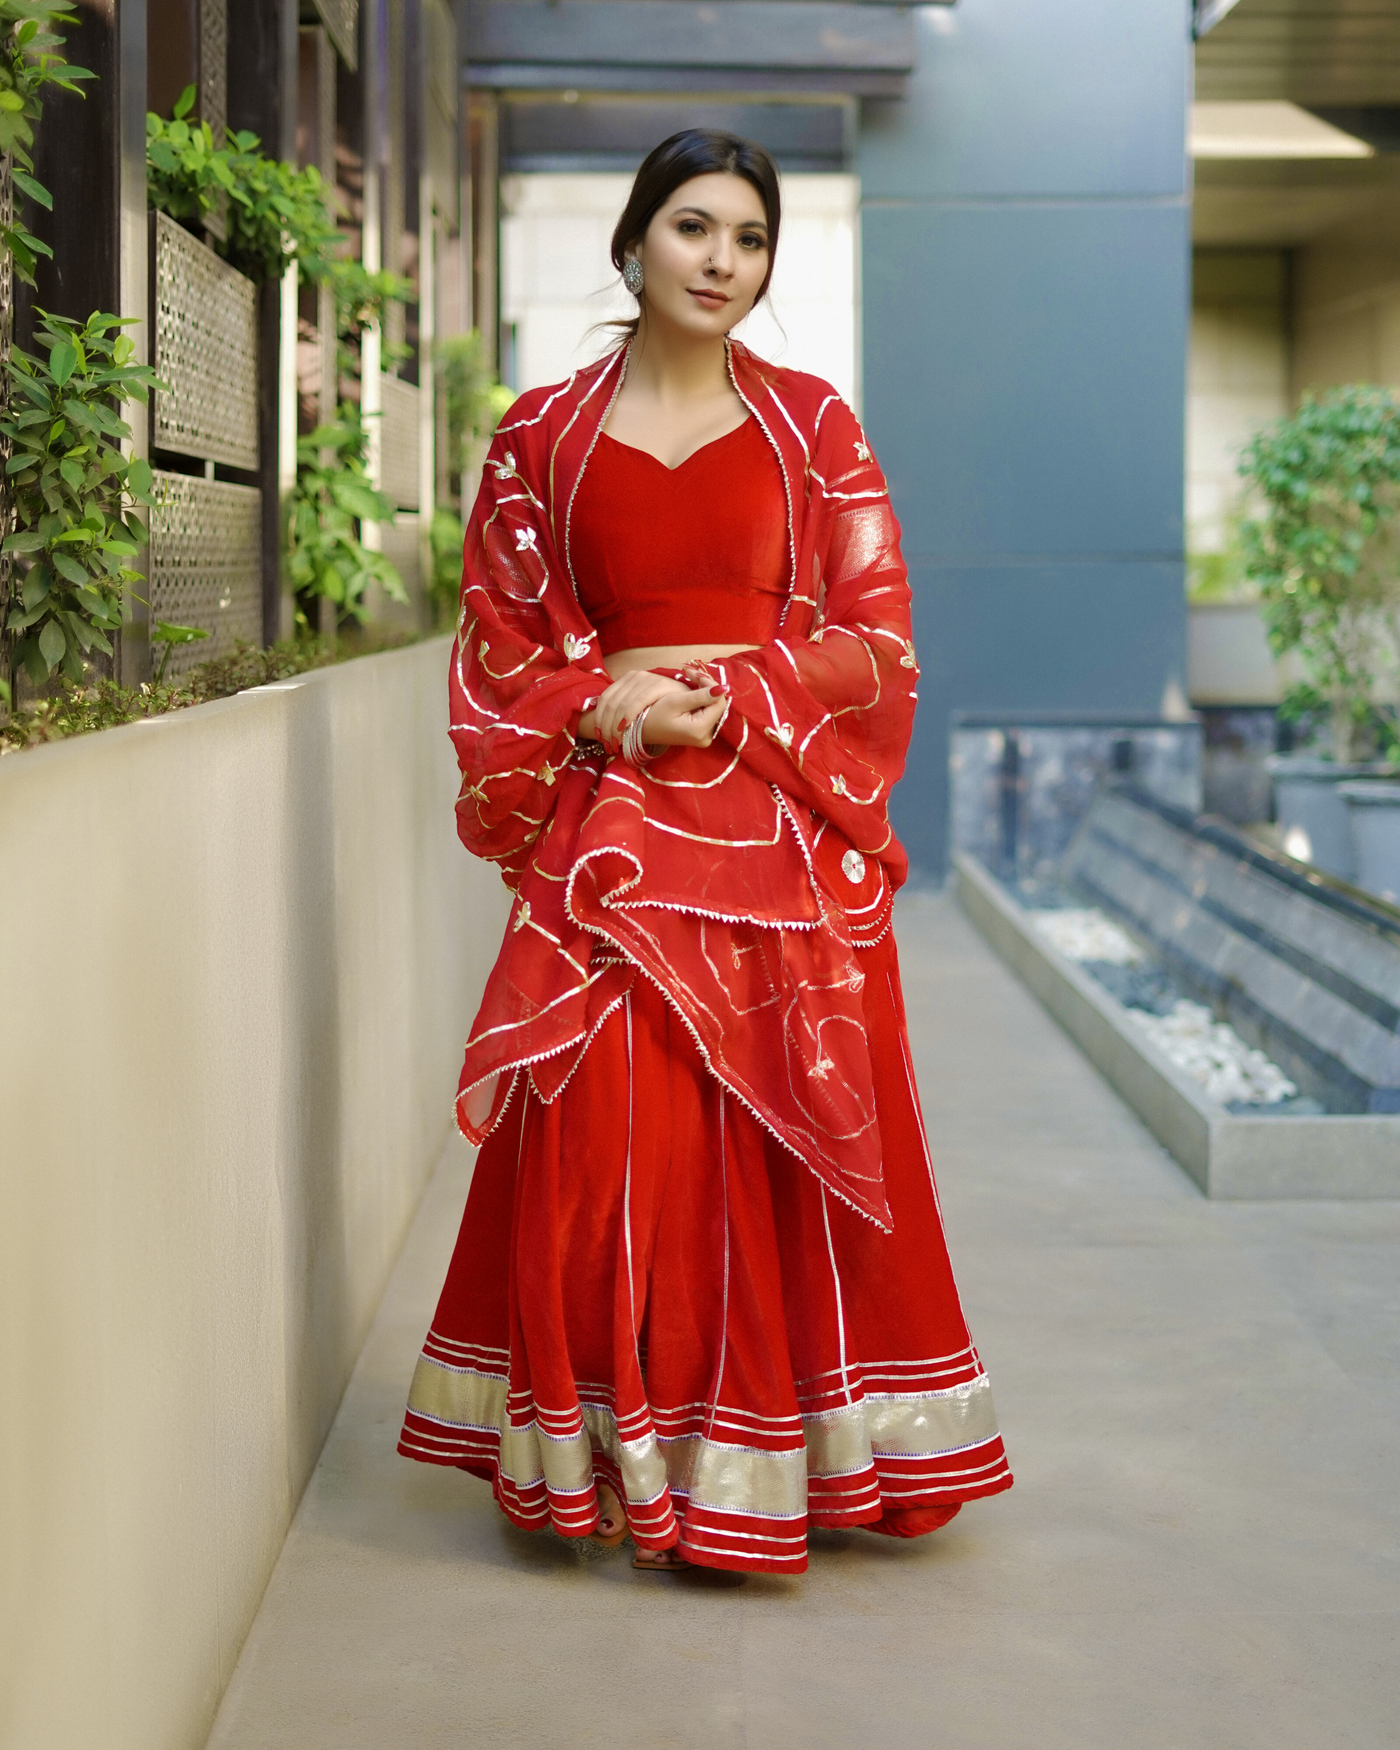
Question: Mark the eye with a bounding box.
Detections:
[739,232,767,251]
[677,218,705,236]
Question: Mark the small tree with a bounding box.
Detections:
[1240,385,1400,764]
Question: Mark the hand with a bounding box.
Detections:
[643,681,728,748]
[580,670,726,751]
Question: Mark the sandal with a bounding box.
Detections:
[633,1546,691,1572]
[587,1483,628,1550]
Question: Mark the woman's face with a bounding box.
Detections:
[631,171,772,339]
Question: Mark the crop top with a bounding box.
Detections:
[569,417,788,656]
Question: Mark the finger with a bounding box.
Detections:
[680,682,726,707]
[673,702,726,745]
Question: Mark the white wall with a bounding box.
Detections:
[500,171,861,407]
[1292,235,1400,398]
[1188,250,1289,557]
[0,640,510,1750]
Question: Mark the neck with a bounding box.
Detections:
[625,319,731,404]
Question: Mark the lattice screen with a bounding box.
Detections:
[314,0,359,70]
[378,373,422,510]
[152,212,259,470]
[200,0,227,143]
[148,473,263,675]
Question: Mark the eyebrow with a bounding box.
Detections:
[672,205,769,234]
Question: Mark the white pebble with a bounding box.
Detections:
[1127,1000,1297,1106]
[1031,908,1144,965]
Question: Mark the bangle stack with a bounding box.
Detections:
[621,705,659,769]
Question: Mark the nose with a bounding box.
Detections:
[706,231,737,278]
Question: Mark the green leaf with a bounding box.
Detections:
[19,638,48,687]
[51,551,88,585]
[152,620,211,646]
[49,341,78,385]
[38,618,66,672]
[126,456,153,497]
[20,568,51,610]
[71,587,110,619]
[2,529,46,554]
[60,397,98,431]
[8,599,49,631]
[11,167,52,209]
[331,479,392,522]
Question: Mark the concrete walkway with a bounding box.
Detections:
[206,894,1400,1750]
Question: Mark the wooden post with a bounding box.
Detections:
[228,0,298,645]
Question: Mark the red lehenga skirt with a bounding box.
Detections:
[398,930,1012,1574]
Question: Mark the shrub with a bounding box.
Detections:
[0,309,161,684]
[1240,384,1400,764]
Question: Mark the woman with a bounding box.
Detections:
[398,130,1012,1575]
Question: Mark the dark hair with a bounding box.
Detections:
[610,129,782,318]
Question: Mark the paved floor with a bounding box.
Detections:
[206,894,1400,1750]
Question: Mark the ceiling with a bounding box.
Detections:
[1195,1,1400,105]
[1194,0,1400,245]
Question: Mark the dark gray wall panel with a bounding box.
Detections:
[863,202,1189,561]
[500,98,849,171]
[466,1,914,72]
[859,0,1192,879]
[860,0,1191,201]
[892,563,1188,875]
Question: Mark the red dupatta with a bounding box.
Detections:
[449,339,917,1229]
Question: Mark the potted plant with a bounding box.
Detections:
[1239,384,1400,882]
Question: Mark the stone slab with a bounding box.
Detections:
[201,894,1400,1750]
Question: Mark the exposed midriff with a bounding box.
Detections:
[570,417,788,658]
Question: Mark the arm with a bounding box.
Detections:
[449,436,607,881]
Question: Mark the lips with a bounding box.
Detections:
[689,289,729,309]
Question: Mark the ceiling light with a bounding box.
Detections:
[1190,102,1374,160]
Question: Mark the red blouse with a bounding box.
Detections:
[570,418,787,655]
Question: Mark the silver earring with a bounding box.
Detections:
[623,257,644,296]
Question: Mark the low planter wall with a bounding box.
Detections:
[0,638,511,1750]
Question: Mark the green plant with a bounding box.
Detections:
[0,627,426,755]
[437,331,514,502]
[331,258,412,345]
[0,633,334,753]
[286,405,406,622]
[1186,510,1257,604]
[151,617,208,682]
[428,507,465,622]
[0,2,92,286]
[1240,384,1400,765]
[146,85,339,286]
[0,308,161,684]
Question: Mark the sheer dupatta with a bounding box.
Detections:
[447,342,918,1229]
